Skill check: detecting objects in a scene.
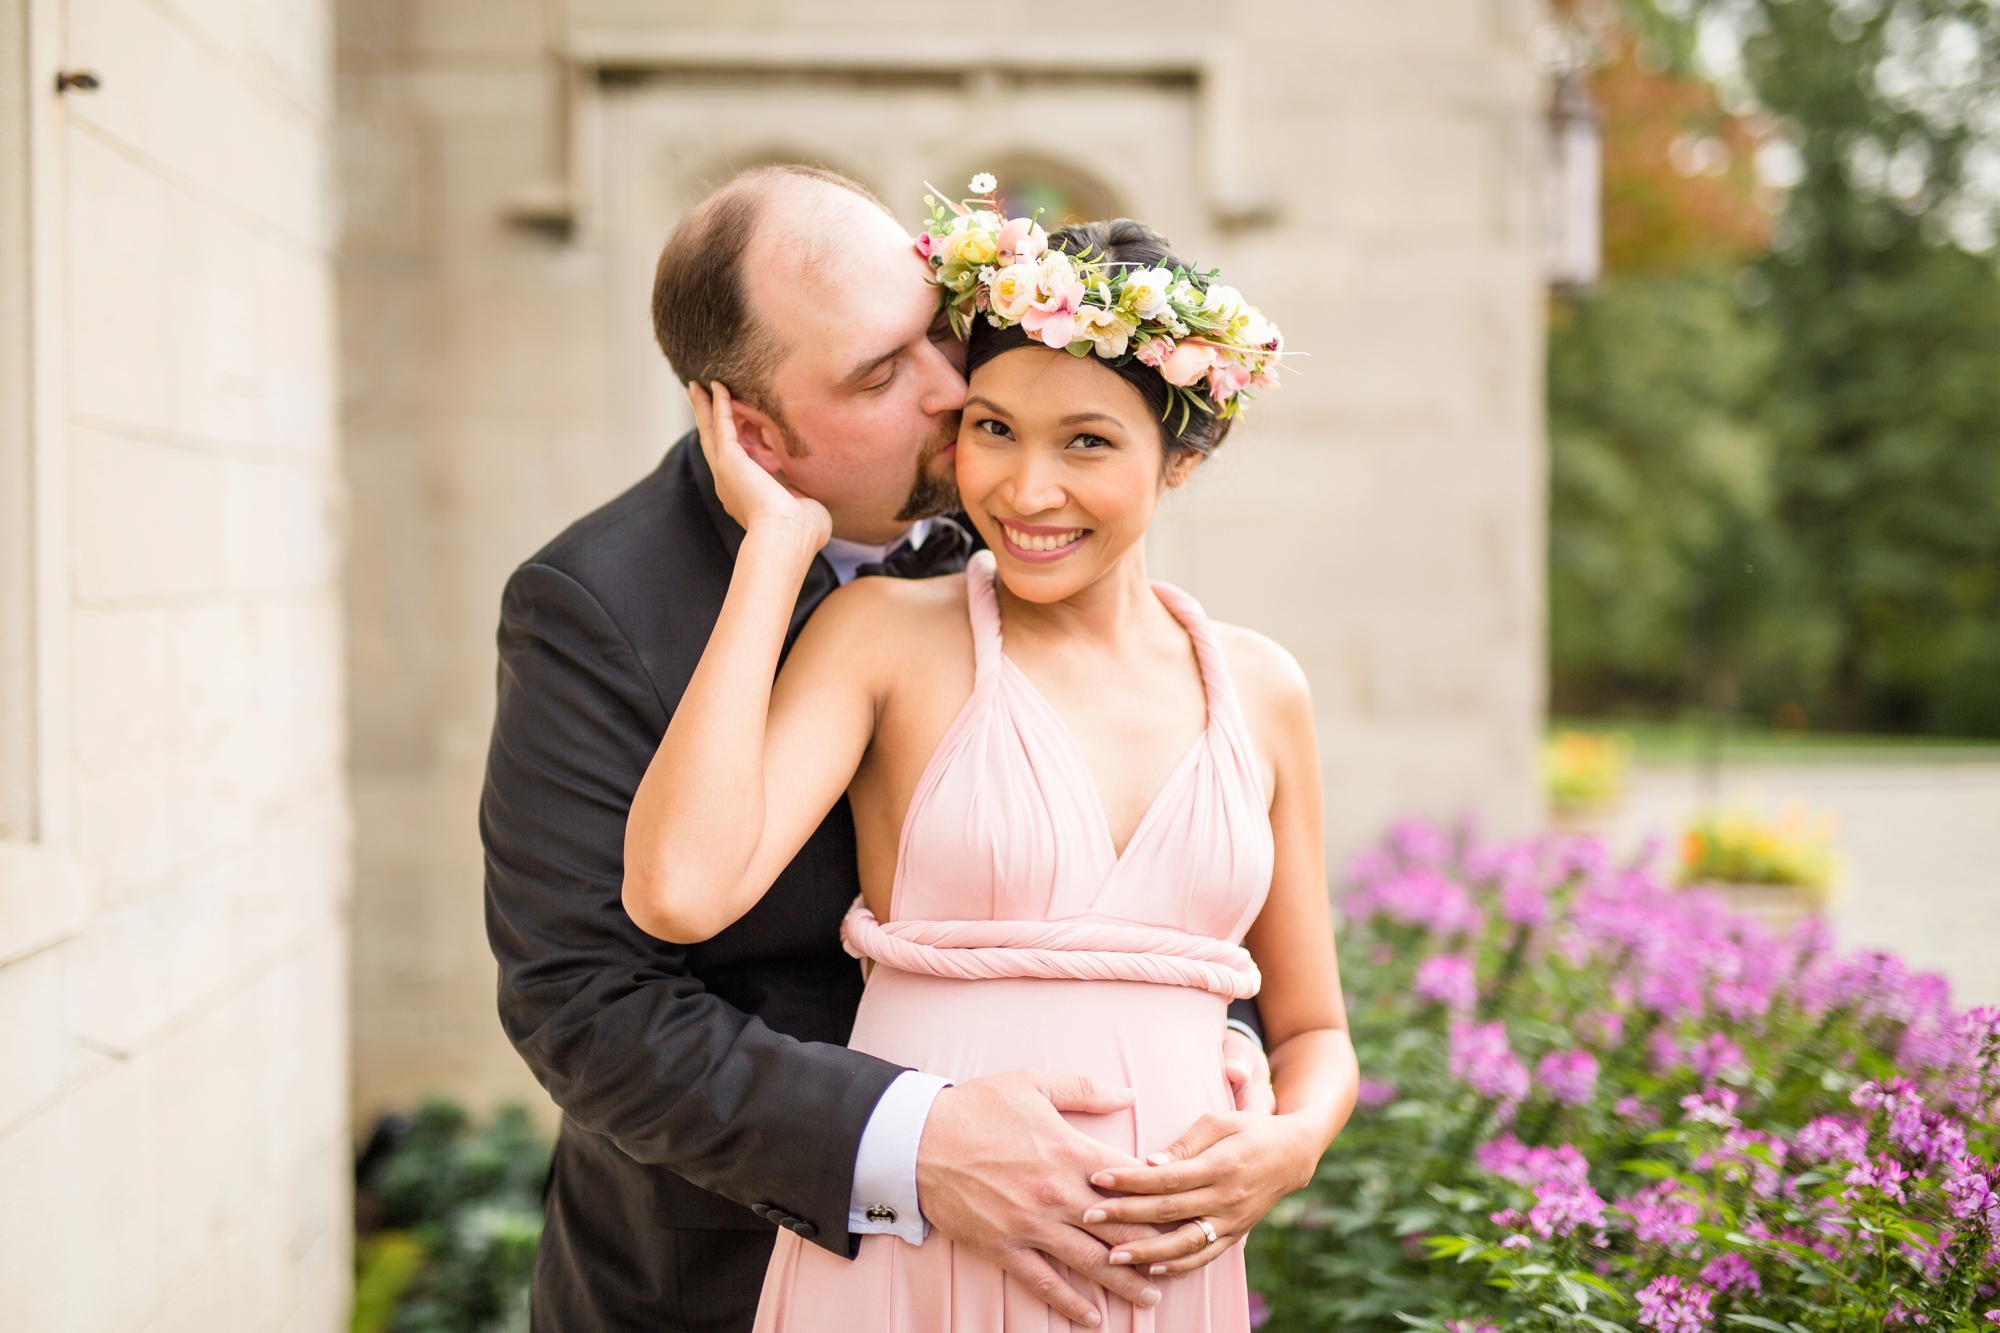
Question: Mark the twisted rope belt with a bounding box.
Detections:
[840,901,1261,1000]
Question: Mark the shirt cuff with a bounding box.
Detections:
[1225,1017,1265,1051]
[849,1070,951,1246]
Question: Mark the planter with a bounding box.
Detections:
[1684,879,1824,933]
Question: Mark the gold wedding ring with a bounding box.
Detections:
[1194,1217,1219,1246]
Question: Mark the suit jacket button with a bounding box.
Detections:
[751,1203,772,1219]
[791,1220,818,1239]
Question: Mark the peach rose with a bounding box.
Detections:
[986,263,1041,321]
[1159,341,1219,386]
[995,216,1048,266]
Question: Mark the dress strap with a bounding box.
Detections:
[1150,580,1250,739]
[964,550,1004,682]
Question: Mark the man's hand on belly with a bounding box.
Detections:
[915,1071,1165,1327]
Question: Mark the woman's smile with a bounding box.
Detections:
[995,519,1092,560]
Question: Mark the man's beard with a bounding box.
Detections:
[895,417,962,522]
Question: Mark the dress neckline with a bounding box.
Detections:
[984,561,1219,864]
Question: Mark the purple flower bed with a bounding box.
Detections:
[1246,819,1999,1332]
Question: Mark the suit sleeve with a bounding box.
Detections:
[482,561,903,1256]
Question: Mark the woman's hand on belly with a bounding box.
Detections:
[1077,1109,1324,1276]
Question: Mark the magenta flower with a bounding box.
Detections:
[1450,1021,1530,1104]
[1697,1252,1760,1296]
[1688,1034,1744,1080]
[1444,1323,1499,1333]
[1635,1275,1715,1333]
[1620,1181,1700,1247]
[1355,1077,1399,1109]
[1246,1292,1270,1329]
[1473,1134,1590,1188]
[1794,1115,1869,1165]
[1526,1179,1607,1239]
[1678,1086,1741,1128]
[1536,1049,1600,1106]
[1414,953,1477,1010]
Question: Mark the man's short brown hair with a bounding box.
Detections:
[651,164,889,418]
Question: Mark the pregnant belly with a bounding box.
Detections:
[848,967,1233,1160]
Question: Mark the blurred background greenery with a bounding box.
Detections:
[1550,0,2000,741]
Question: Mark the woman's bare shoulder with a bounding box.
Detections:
[801,572,971,654]
[1211,621,1311,716]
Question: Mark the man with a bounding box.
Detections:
[482,165,1272,1332]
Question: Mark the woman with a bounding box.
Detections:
[623,193,1359,1332]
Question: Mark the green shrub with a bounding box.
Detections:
[353,1100,550,1333]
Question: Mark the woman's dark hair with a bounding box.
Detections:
[965,219,1233,462]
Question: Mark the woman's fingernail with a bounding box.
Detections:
[1084,1209,1107,1224]
[1146,1153,1172,1166]
[1082,1312,1101,1328]
[1140,1286,1162,1306]
[1091,1172,1116,1188]
[1108,1250,1130,1264]
[1150,1263,1169,1276]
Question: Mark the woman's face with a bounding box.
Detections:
[956,346,1199,602]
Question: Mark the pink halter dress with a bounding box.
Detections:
[753,550,1275,1333]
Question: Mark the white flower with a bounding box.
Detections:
[1075,305,1138,358]
[968,172,998,195]
[1119,266,1174,320]
[1168,281,1206,315]
[1202,284,1246,324]
[1036,252,1079,295]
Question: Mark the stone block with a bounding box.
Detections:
[67,131,335,456]
[0,947,71,1133]
[66,0,328,247]
[69,428,225,602]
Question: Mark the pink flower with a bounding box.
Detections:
[1020,284,1086,348]
[1698,1253,1761,1296]
[914,232,936,259]
[1160,341,1218,386]
[1206,361,1253,402]
[1445,1322,1500,1333]
[995,215,1047,266]
[1635,1275,1715,1333]
[1535,1050,1600,1106]
[1247,1292,1271,1329]
[1679,1086,1740,1128]
[1474,1135,1590,1188]
[1794,1115,1869,1165]
[1620,1182,1700,1247]
[1526,1179,1607,1238]
[1688,1034,1743,1080]
[1414,953,1477,1011]
[1449,1021,1530,1104]
[1135,337,1173,368]
[1355,1077,1398,1109]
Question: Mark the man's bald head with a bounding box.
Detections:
[651,165,895,434]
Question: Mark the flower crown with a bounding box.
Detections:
[917,174,1284,425]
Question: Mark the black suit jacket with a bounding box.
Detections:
[483,434,1261,1328]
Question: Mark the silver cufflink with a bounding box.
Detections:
[865,1204,898,1224]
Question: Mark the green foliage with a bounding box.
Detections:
[1551,0,2000,736]
[353,1100,551,1333]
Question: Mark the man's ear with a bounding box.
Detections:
[726,394,794,475]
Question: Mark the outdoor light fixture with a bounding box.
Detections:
[1547,66,1602,289]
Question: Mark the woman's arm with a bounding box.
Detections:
[622,382,883,944]
[1081,633,1359,1274]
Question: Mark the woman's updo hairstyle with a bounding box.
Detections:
[965,219,1233,462]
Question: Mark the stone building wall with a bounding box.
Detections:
[338,0,1549,1124]
[0,0,351,1328]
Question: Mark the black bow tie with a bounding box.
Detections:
[854,517,975,580]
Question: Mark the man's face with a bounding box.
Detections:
[743,189,967,545]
